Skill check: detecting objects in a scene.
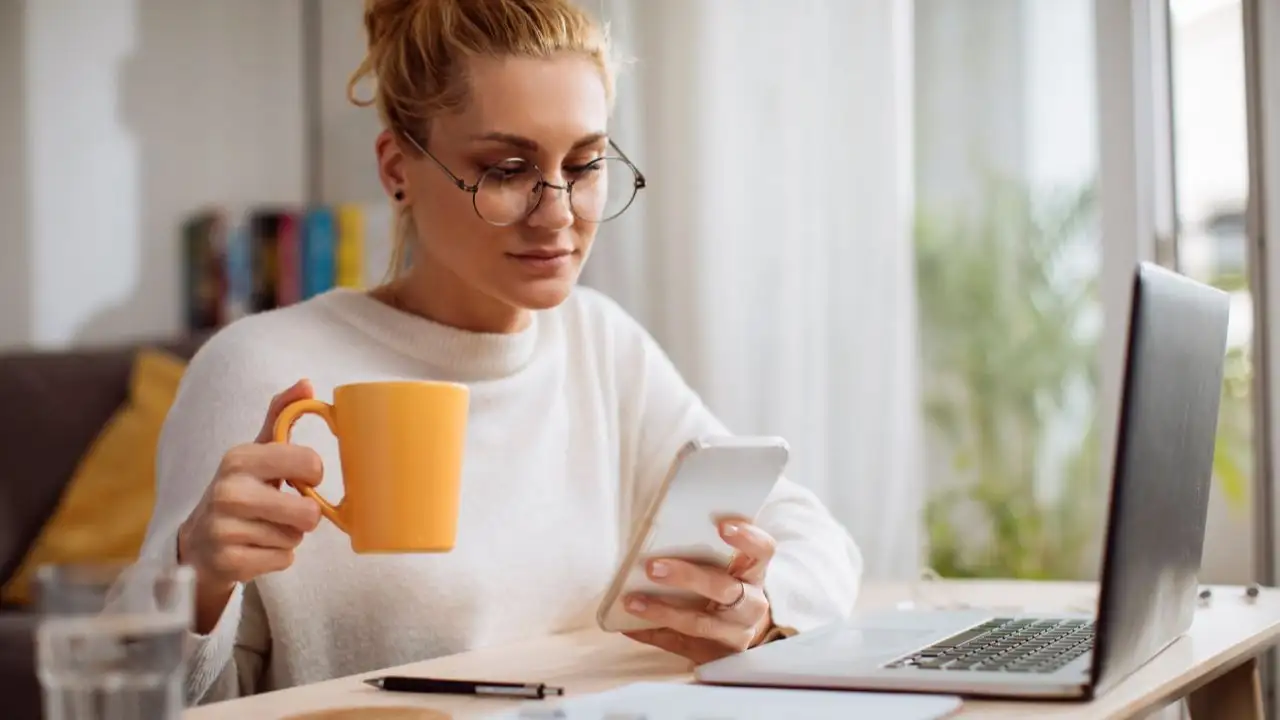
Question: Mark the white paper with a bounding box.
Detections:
[486,681,963,720]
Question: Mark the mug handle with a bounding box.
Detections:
[272,399,349,535]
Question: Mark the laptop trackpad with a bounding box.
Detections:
[789,627,939,666]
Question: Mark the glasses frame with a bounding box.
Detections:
[400,132,647,227]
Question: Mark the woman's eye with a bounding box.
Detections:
[488,163,529,179]
[565,161,603,178]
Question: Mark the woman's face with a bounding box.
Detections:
[377,53,611,330]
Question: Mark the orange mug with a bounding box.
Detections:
[273,380,470,553]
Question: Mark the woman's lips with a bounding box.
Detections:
[507,249,575,272]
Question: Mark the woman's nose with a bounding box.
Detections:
[527,181,575,229]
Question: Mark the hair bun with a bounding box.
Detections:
[347,0,615,115]
[362,0,416,51]
[349,0,418,107]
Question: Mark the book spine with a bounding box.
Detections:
[181,210,226,331]
[276,212,302,307]
[250,212,280,313]
[302,207,337,298]
[223,215,252,324]
[335,203,365,288]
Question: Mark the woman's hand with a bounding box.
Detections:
[622,519,778,664]
[177,379,325,634]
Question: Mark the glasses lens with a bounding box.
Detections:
[475,165,543,226]
[570,158,639,223]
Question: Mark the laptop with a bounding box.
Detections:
[695,261,1232,701]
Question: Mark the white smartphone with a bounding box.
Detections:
[596,435,791,633]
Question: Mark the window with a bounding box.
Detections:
[913,0,1105,579]
[1169,0,1255,583]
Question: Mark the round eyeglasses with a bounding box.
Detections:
[403,133,647,227]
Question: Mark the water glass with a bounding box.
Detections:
[34,560,195,720]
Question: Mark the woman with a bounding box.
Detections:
[137,0,863,704]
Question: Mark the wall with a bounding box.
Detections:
[0,0,32,349]
[0,0,307,351]
[311,0,397,287]
[316,0,384,205]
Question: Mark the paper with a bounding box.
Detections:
[486,681,963,720]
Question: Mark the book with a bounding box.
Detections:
[181,209,226,332]
[275,212,302,308]
[248,210,283,313]
[223,216,252,323]
[335,203,365,289]
[301,207,337,299]
[179,200,398,330]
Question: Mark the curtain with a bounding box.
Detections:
[581,0,923,580]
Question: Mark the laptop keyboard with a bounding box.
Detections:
[884,617,1094,673]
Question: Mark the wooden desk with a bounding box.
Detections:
[183,580,1280,719]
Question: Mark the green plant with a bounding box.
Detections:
[1213,337,1253,509]
[915,174,1102,579]
[916,176,1254,579]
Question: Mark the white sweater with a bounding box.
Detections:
[134,286,863,704]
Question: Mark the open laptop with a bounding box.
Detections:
[695,261,1232,701]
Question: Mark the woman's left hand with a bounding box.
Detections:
[623,519,777,664]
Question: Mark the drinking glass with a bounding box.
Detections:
[33,560,195,720]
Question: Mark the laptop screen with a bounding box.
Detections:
[1089,262,1231,694]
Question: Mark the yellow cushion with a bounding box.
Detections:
[1,348,187,605]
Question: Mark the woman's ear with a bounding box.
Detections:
[375,128,410,200]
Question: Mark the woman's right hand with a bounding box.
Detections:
[177,379,325,634]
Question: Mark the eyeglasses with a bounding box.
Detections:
[402,132,647,227]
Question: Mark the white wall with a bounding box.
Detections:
[316,0,384,205]
[0,0,33,349]
[0,0,307,351]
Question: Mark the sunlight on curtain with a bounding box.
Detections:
[583,0,922,579]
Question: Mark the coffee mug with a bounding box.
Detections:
[272,380,470,553]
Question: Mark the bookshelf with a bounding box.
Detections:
[181,201,394,333]
[181,0,394,334]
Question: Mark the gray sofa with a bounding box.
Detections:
[0,333,209,718]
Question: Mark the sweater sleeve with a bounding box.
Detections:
[192,581,272,702]
[606,297,863,636]
[129,324,278,702]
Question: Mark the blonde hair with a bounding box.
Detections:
[346,0,618,277]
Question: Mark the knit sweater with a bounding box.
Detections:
[133,286,863,704]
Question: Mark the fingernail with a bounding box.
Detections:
[722,522,740,536]
[649,560,669,578]
[627,597,647,612]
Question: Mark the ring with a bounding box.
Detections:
[721,580,747,611]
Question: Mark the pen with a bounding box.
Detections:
[363,676,565,699]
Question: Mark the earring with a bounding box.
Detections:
[393,189,405,201]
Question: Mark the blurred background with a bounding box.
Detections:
[1,0,1278,712]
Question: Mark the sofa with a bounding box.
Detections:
[0,333,209,719]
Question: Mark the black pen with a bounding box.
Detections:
[363,676,565,699]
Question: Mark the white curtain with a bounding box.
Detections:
[581,0,923,580]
